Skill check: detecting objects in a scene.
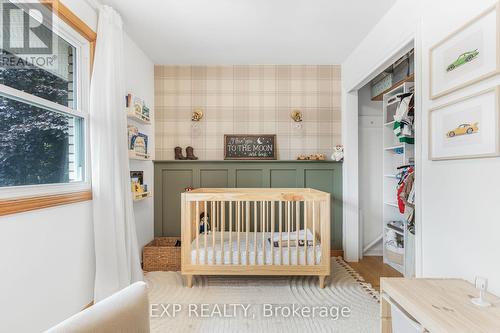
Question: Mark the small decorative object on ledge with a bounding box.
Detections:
[331,145,344,161]
[224,134,276,160]
[296,153,326,161]
[174,146,187,160]
[186,146,198,160]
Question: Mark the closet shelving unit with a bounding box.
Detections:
[382,81,414,275]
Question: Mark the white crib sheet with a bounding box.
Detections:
[190,232,322,265]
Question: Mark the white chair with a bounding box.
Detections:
[46,282,150,333]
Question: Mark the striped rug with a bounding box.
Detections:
[146,257,379,332]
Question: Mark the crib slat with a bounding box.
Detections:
[221,201,225,265]
[279,201,282,265]
[212,201,215,265]
[204,201,208,264]
[304,201,308,265]
[260,201,264,265]
[196,201,200,264]
[253,202,257,265]
[296,201,300,265]
[312,201,316,265]
[245,201,250,265]
[287,201,291,265]
[237,201,241,265]
[271,201,274,265]
[229,201,233,264]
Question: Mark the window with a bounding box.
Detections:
[0,1,93,201]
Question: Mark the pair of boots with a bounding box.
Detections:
[175,146,198,160]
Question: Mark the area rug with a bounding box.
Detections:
[145,257,379,332]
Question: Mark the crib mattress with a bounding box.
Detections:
[190,232,322,265]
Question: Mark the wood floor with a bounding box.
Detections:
[347,256,402,291]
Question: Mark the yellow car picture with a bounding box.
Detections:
[446,122,479,137]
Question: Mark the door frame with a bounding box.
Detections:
[341,23,423,277]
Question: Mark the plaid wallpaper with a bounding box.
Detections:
[155,65,341,160]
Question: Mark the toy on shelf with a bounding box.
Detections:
[296,153,326,161]
[331,145,344,161]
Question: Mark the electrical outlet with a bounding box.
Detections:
[475,276,488,291]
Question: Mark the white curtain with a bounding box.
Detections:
[89,5,143,302]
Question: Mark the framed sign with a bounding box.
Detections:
[429,3,500,99]
[224,134,277,160]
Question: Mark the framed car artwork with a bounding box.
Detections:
[429,87,500,160]
[429,3,500,99]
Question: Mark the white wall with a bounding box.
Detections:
[124,34,155,249]
[420,0,500,295]
[358,84,383,256]
[343,0,500,295]
[0,203,95,332]
[0,1,155,332]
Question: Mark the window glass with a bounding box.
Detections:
[0,4,77,108]
[0,96,84,187]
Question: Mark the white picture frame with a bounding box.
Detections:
[429,87,500,160]
[429,3,500,100]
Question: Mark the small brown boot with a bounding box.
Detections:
[174,146,187,160]
[186,146,198,160]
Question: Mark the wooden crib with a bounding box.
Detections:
[181,188,331,288]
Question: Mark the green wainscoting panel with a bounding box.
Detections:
[236,169,264,187]
[154,160,343,249]
[160,169,193,237]
[270,169,297,188]
[200,169,229,188]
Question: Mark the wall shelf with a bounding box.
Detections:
[384,144,404,151]
[128,150,150,160]
[127,109,151,124]
[371,74,414,101]
[133,191,152,201]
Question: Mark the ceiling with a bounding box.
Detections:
[100,0,396,64]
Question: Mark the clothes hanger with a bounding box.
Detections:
[397,92,413,99]
[397,164,414,170]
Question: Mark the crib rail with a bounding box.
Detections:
[181,188,330,284]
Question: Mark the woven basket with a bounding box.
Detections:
[143,237,181,272]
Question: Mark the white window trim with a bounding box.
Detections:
[0,5,91,199]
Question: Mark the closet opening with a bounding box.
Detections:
[358,47,416,277]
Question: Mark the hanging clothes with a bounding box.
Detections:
[393,93,414,144]
[396,166,416,235]
[397,167,413,213]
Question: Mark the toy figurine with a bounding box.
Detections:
[199,212,210,234]
[332,145,344,161]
